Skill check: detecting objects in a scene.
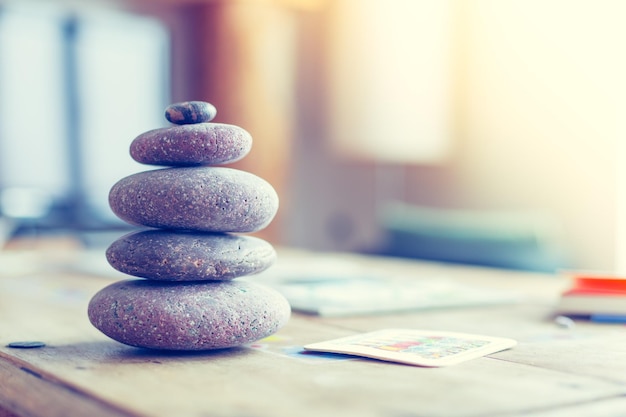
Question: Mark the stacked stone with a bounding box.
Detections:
[88,101,291,351]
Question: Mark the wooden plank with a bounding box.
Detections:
[2,328,626,417]
[524,397,626,417]
[324,298,626,384]
[0,354,138,417]
[1,250,626,417]
[495,328,626,385]
[308,250,626,385]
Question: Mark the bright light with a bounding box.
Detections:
[327,0,453,164]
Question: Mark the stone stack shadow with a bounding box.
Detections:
[87,101,291,351]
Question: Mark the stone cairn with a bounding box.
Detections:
[88,101,291,350]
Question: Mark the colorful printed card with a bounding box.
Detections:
[304,329,517,367]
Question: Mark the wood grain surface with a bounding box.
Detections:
[1,247,625,417]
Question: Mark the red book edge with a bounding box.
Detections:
[559,273,626,293]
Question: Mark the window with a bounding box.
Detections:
[0,4,169,230]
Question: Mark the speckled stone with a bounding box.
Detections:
[130,123,252,167]
[165,101,217,125]
[88,279,291,350]
[109,167,279,233]
[106,230,276,281]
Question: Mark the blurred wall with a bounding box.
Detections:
[3,0,622,271]
[135,0,304,245]
[288,0,625,271]
[450,0,624,269]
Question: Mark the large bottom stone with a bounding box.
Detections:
[106,230,276,281]
[88,279,291,350]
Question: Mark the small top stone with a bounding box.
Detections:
[165,101,217,125]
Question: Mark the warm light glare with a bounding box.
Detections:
[327,0,453,164]
[325,0,626,269]
[456,0,626,269]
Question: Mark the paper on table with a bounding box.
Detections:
[275,275,519,317]
[304,328,517,367]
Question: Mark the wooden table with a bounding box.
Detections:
[1,246,626,417]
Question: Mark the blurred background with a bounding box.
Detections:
[0,0,624,273]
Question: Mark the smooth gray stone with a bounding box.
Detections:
[130,123,252,167]
[88,279,291,350]
[108,167,278,233]
[165,101,217,125]
[106,230,276,281]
